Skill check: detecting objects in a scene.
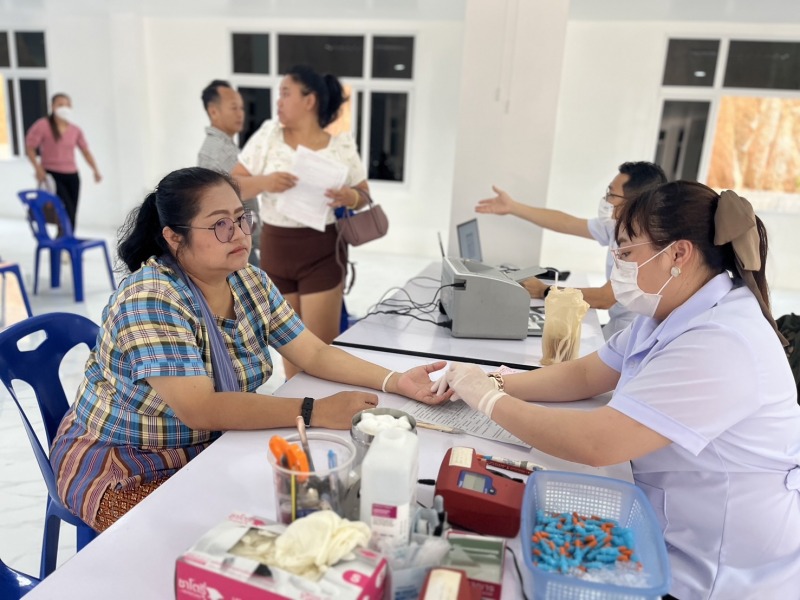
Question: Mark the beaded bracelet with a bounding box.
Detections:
[487,372,505,391]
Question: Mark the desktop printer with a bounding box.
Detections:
[440,257,532,339]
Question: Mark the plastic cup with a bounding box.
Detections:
[267,432,357,524]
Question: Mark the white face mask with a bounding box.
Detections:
[54,106,73,122]
[597,197,615,220]
[610,242,676,318]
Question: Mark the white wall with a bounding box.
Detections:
[546,19,800,289]
[448,0,570,268]
[0,11,141,230]
[143,16,464,258]
[2,3,798,290]
[0,8,464,261]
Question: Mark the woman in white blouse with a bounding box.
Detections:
[232,65,369,378]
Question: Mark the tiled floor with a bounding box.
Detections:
[1,215,798,580]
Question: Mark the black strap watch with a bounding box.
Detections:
[301,397,315,427]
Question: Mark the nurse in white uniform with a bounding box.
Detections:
[443,181,800,600]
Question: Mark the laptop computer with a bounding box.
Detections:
[456,219,483,262]
[455,219,545,283]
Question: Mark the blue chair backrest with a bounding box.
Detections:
[17,189,75,241]
[0,312,98,502]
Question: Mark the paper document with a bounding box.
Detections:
[275,145,348,231]
[399,400,530,448]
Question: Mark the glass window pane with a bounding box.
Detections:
[355,90,363,156]
[653,100,709,181]
[369,92,407,181]
[278,35,363,78]
[708,96,800,192]
[724,41,800,90]
[662,39,719,87]
[15,31,46,68]
[6,77,19,155]
[19,78,48,136]
[372,36,414,79]
[232,34,270,74]
[0,75,12,158]
[238,86,271,149]
[0,32,10,68]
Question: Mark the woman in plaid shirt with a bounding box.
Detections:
[50,167,449,531]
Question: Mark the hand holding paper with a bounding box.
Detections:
[275,145,349,231]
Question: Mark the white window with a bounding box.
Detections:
[655,37,800,210]
[231,32,414,183]
[0,30,49,159]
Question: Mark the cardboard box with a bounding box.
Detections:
[442,532,506,600]
[175,512,387,600]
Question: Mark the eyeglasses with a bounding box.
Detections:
[173,211,255,243]
[604,190,626,203]
[610,240,668,266]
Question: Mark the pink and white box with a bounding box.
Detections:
[175,512,387,600]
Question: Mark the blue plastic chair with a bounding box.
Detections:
[0,558,38,598]
[0,312,99,578]
[0,261,33,327]
[17,190,116,303]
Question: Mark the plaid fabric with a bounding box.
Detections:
[50,257,304,524]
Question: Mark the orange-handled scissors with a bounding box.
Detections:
[269,435,310,481]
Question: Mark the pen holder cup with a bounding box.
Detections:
[350,407,417,469]
[267,432,358,524]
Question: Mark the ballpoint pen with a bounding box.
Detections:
[478,455,542,475]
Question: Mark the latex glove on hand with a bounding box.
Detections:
[444,362,505,418]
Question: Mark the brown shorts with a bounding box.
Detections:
[260,223,347,295]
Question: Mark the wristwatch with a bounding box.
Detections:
[301,397,315,427]
[487,372,505,391]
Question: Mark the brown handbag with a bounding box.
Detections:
[336,194,389,246]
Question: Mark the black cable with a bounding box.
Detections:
[353,283,457,325]
[505,546,530,600]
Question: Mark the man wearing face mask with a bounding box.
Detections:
[475,161,667,338]
[25,92,102,235]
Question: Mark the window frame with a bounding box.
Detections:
[656,34,800,212]
[0,27,49,160]
[228,29,415,187]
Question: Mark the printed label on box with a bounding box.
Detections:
[370,502,410,543]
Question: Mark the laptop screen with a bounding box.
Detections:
[456,219,482,262]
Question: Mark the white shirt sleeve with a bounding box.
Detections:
[587,217,615,247]
[597,326,631,372]
[238,120,278,176]
[608,326,761,455]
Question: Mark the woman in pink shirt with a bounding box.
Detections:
[25,93,102,232]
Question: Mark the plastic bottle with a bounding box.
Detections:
[359,427,419,547]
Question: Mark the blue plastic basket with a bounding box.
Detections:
[520,471,671,600]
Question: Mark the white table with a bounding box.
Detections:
[335,263,605,370]
[24,349,630,599]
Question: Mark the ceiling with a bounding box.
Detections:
[3,0,800,24]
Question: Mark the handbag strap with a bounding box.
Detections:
[162,255,239,393]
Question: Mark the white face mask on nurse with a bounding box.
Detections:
[610,240,678,318]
